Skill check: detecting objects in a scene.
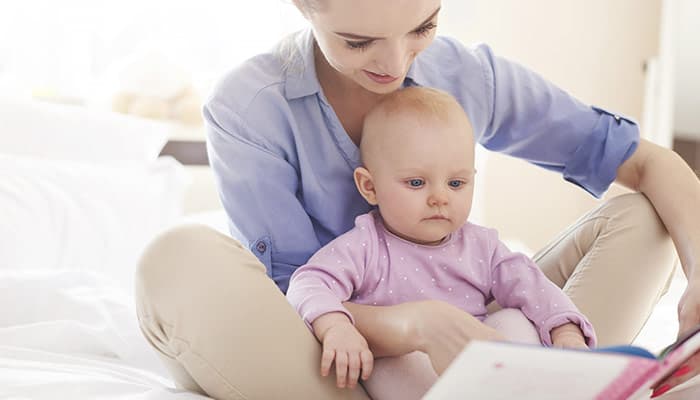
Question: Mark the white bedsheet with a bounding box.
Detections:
[0,269,209,399]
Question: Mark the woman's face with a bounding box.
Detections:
[302,0,441,94]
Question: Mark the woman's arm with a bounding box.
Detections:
[616,139,700,392]
[615,139,700,334]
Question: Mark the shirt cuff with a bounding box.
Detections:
[563,106,639,198]
[301,302,355,332]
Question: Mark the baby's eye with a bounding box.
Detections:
[408,179,424,187]
[448,180,464,188]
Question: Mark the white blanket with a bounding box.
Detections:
[0,269,209,399]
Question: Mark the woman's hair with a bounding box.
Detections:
[276,0,322,75]
[294,0,323,13]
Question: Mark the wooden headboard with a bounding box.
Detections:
[159,140,209,166]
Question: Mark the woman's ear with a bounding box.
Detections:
[354,167,378,205]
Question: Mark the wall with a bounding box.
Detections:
[674,0,700,138]
[439,0,662,251]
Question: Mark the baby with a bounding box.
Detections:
[286,87,596,400]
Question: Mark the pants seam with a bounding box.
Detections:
[533,215,610,266]
[139,315,248,400]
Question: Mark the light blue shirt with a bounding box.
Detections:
[204,29,639,293]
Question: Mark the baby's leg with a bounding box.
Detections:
[362,351,438,400]
[484,308,542,344]
[362,308,539,400]
[483,308,542,344]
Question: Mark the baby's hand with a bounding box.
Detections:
[312,312,374,389]
[550,322,589,349]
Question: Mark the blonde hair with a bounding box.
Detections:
[293,0,323,13]
[366,86,458,125]
[360,87,470,164]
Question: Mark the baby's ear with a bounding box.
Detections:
[354,167,378,205]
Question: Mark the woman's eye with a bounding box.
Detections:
[412,22,437,38]
[346,40,373,50]
[408,179,424,187]
[448,180,463,188]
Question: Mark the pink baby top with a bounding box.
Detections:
[286,211,597,347]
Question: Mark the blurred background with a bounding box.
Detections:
[1,0,697,251]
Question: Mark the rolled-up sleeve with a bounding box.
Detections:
[468,42,639,198]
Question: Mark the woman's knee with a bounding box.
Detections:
[137,225,219,290]
[135,224,266,308]
[600,193,674,256]
[601,193,665,232]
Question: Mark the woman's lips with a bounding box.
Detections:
[364,70,398,84]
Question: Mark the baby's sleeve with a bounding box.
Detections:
[488,237,597,347]
[286,223,373,331]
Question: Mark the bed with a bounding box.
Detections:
[0,97,210,399]
[0,96,695,399]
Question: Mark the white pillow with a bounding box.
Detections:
[0,155,187,292]
[0,97,171,162]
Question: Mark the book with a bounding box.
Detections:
[422,324,700,400]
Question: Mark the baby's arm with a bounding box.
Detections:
[487,235,597,348]
[550,322,588,349]
[312,312,374,389]
[286,220,376,387]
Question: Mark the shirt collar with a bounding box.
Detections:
[283,28,427,99]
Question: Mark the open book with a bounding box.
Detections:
[423,324,700,400]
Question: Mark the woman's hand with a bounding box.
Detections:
[312,312,374,389]
[650,280,700,396]
[550,323,588,349]
[344,300,505,375]
[410,300,506,374]
[678,279,700,342]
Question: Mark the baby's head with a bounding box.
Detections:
[355,86,476,245]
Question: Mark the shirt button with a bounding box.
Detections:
[256,241,267,253]
[614,114,621,122]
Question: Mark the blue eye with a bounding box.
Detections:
[408,179,424,187]
[448,180,463,188]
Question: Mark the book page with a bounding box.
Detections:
[646,326,700,389]
[423,341,658,400]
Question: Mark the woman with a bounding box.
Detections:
[135,1,700,398]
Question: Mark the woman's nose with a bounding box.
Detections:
[375,40,408,77]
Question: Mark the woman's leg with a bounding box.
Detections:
[533,193,677,346]
[134,224,370,400]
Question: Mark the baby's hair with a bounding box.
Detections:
[365,86,458,125]
[360,87,468,163]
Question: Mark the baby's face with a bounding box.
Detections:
[364,110,475,245]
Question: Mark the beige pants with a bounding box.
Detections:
[135,193,677,400]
